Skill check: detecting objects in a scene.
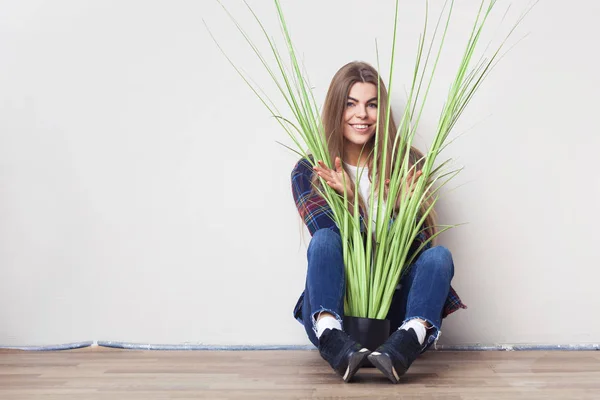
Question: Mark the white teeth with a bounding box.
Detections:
[353,125,369,129]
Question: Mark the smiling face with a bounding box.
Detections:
[342,82,378,164]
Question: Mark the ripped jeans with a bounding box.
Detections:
[294,228,454,351]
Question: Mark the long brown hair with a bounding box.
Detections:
[312,61,437,240]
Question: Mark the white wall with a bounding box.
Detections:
[1,0,598,347]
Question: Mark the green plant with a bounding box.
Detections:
[207,0,532,319]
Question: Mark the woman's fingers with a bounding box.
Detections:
[413,170,423,186]
[324,178,341,192]
[314,159,353,198]
[334,157,343,173]
[314,160,326,174]
[314,162,331,179]
[409,170,422,184]
[315,168,332,182]
[315,161,333,175]
[315,159,342,184]
[409,170,423,193]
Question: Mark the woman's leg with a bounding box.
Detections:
[301,228,346,347]
[300,228,370,382]
[370,245,454,383]
[402,245,454,345]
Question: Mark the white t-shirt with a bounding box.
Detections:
[343,162,387,232]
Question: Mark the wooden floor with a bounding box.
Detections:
[1,348,599,399]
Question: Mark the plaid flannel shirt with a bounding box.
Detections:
[291,157,466,318]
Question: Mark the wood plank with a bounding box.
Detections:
[0,349,598,399]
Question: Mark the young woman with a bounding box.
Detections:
[291,61,466,383]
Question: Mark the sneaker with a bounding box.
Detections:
[367,328,422,384]
[317,328,370,382]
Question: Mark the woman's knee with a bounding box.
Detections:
[307,228,342,259]
[419,245,454,279]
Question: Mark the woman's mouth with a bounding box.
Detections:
[350,124,372,133]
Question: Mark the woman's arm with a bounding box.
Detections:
[291,158,339,236]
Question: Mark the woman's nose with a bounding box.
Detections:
[356,105,367,118]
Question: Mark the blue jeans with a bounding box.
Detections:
[294,228,454,350]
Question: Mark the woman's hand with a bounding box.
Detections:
[386,168,423,199]
[313,157,354,201]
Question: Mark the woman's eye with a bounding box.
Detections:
[368,103,378,108]
[346,102,354,107]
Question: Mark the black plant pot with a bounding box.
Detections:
[343,316,390,367]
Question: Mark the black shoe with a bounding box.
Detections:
[367,328,422,384]
[317,328,370,382]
